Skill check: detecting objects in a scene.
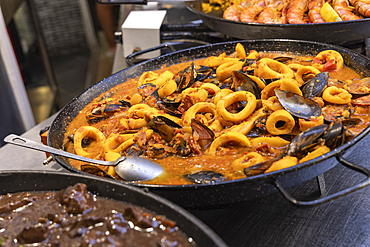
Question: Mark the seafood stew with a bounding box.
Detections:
[0,183,196,246]
[61,42,370,186]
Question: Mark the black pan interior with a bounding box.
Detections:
[48,39,370,207]
[0,170,227,247]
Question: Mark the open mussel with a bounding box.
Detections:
[148,116,182,142]
[87,100,131,124]
[346,77,370,95]
[195,65,214,81]
[138,83,158,98]
[275,89,322,120]
[175,62,197,92]
[157,94,183,118]
[231,71,261,99]
[301,72,329,99]
[184,171,226,184]
[190,119,215,152]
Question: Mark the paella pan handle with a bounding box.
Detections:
[125,43,176,67]
[274,154,370,207]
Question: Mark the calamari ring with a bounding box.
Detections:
[266,109,295,135]
[256,58,294,79]
[216,60,245,81]
[148,70,174,87]
[74,126,106,158]
[208,132,251,154]
[248,75,266,90]
[235,43,246,58]
[138,71,158,86]
[299,145,330,163]
[322,86,352,104]
[264,96,284,111]
[102,133,135,154]
[312,50,344,72]
[298,115,324,132]
[182,102,217,126]
[265,156,298,173]
[158,79,177,98]
[120,118,148,129]
[232,152,264,173]
[200,83,221,96]
[251,136,290,148]
[261,79,302,100]
[181,88,208,103]
[295,66,321,86]
[204,56,240,67]
[216,91,257,122]
[213,88,233,105]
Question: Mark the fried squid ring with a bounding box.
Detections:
[232,152,264,173]
[312,50,344,72]
[207,132,251,154]
[295,66,321,86]
[216,91,257,122]
[74,126,106,158]
[256,58,294,79]
[216,60,245,81]
[322,86,352,104]
[182,102,217,126]
[266,110,295,135]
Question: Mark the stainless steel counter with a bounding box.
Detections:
[2,112,370,246]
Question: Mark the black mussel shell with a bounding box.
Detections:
[346,77,370,95]
[243,157,281,176]
[275,89,322,120]
[286,124,328,156]
[195,66,214,81]
[81,164,114,179]
[231,71,261,99]
[176,62,197,92]
[273,56,294,63]
[301,72,329,99]
[184,171,226,184]
[138,83,158,97]
[148,116,182,142]
[321,121,343,148]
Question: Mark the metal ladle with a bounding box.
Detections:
[4,134,164,182]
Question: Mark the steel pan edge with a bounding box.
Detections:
[186,1,370,44]
[0,170,227,247]
[48,39,370,208]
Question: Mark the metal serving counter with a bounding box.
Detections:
[1,113,370,246]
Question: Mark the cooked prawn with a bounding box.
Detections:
[223,0,254,21]
[286,0,309,24]
[239,0,269,23]
[308,0,325,23]
[349,0,370,17]
[257,0,288,23]
[333,0,362,20]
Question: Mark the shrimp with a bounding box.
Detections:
[286,0,309,24]
[308,0,325,23]
[223,0,254,21]
[349,0,370,17]
[333,0,362,20]
[257,0,288,24]
[239,0,269,23]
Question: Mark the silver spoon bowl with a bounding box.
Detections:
[4,134,164,182]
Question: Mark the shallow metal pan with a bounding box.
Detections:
[186,1,370,44]
[0,170,227,247]
[48,39,370,208]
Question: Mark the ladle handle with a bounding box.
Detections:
[4,134,113,166]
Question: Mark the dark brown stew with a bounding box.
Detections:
[0,183,195,246]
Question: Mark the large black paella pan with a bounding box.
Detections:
[48,39,370,208]
[186,0,370,44]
